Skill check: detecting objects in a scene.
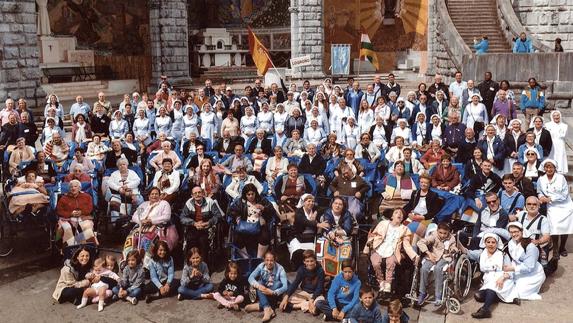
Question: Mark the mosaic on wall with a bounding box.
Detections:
[323,0,428,72]
[188,0,289,28]
[47,0,150,55]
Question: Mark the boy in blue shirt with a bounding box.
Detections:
[316,260,361,321]
[347,286,383,323]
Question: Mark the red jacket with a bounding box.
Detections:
[56,192,93,219]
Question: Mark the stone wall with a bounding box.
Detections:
[149,0,191,90]
[0,0,43,104]
[291,0,324,78]
[513,0,573,51]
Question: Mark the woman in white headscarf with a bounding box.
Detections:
[256,102,274,134]
[240,105,257,142]
[502,119,526,174]
[288,194,326,267]
[199,102,217,142]
[182,104,200,138]
[390,118,413,146]
[169,99,185,143]
[504,222,545,300]
[545,110,568,174]
[341,115,360,150]
[109,110,128,139]
[537,159,573,257]
[471,233,518,319]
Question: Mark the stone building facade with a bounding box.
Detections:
[0,0,43,104]
[290,0,324,78]
[513,0,573,51]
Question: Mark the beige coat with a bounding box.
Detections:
[363,220,417,263]
[52,261,90,301]
[416,230,458,261]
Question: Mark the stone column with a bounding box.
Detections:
[292,0,324,78]
[149,0,192,92]
[0,0,44,105]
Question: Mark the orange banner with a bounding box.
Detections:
[248,27,272,76]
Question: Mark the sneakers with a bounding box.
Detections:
[416,292,427,306]
[433,299,442,307]
[177,294,183,301]
[383,282,391,293]
[126,296,138,305]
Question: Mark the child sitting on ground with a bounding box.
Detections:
[416,222,457,307]
[177,247,214,300]
[113,250,145,305]
[77,257,120,312]
[347,286,383,323]
[212,261,246,310]
[279,250,325,314]
[382,298,410,322]
[315,260,361,321]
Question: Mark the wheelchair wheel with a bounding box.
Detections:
[454,254,472,299]
[447,297,461,314]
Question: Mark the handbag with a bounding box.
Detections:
[236,219,261,235]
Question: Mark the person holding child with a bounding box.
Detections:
[76,257,120,312]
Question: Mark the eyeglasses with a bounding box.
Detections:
[526,203,538,206]
[192,191,203,195]
[526,153,535,156]
[486,200,498,205]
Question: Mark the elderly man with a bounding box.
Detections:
[247,128,273,156]
[150,141,181,171]
[203,79,215,97]
[56,179,96,248]
[477,72,499,118]
[456,127,477,164]
[180,186,224,261]
[298,143,326,178]
[461,80,481,109]
[220,144,253,174]
[329,165,369,200]
[69,96,91,120]
[443,111,467,158]
[283,91,300,114]
[194,88,210,108]
[214,129,238,158]
[0,98,20,126]
[364,84,378,108]
[43,132,69,167]
[344,81,364,117]
[509,196,551,264]
[428,74,450,104]
[94,91,112,115]
[491,89,517,122]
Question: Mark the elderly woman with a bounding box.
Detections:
[385,136,407,164]
[86,135,109,162]
[71,114,92,145]
[133,108,152,146]
[523,148,542,183]
[154,106,172,136]
[404,174,443,239]
[285,107,306,139]
[8,137,34,175]
[192,158,221,198]
[53,247,94,305]
[105,139,137,170]
[225,166,263,199]
[43,132,69,167]
[427,114,445,143]
[240,106,257,142]
[420,139,446,169]
[431,154,460,191]
[503,222,546,300]
[149,140,181,171]
[56,179,96,248]
[8,170,49,217]
[64,164,91,183]
[378,160,417,217]
[363,209,418,293]
[220,110,240,137]
[335,149,365,177]
[320,133,343,160]
[304,119,326,147]
[108,110,127,140]
[283,129,307,158]
[248,128,273,156]
[471,233,517,319]
[106,158,143,219]
[229,183,277,258]
[390,119,413,146]
[537,159,573,258]
[369,115,388,151]
[355,133,381,163]
[517,131,543,164]
[69,148,95,174]
[341,116,360,150]
[90,103,111,138]
[151,158,180,203]
[265,146,289,190]
[411,112,428,152]
[503,119,526,173]
[463,93,488,135]
[545,110,568,174]
[275,164,313,223]
[123,187,178,267]
[477,124,506,173]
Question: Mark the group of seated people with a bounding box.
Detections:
[0,72,570,322]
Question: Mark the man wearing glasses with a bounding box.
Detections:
[509,196,551,265]
[180,186,224,261]
[460,191,509,261]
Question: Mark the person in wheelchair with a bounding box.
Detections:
[459,192,509,261]
[363,209,418,294]
[379,160,417,217]
[63,164,91,183]
[416,222,458,307]
[225,166,263,200]
[471,233,519,319]
[509,196,551,267]
[8,137,34,176]
[55,180,96,249]
[149,140,181,171]
[24,151,56,184]
[319,196,354,243]
[404,174,443,242]
[151,158,180,204]
[180,186,223,261]
[229,183,276,259]
[106,158,144,219]
[8,170,49,218]
[275,163,313,224]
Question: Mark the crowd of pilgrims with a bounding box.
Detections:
[0,71,571,322]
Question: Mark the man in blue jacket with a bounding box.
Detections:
[513,32,533,53]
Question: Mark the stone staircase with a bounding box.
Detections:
[198,66,259,84]
[447,0,511,53]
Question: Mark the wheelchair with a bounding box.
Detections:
[0,178,53,257]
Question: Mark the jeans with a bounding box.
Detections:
[112,286,142,299]
[483,289,499,311]
[257,290,280,310]
[177,283,214,300]
[315,299,342,321]
[58,287,85,305]
[419,259,448,299]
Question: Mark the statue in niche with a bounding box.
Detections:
[383,0,401,18]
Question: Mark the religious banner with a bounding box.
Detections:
[331,44,351,75]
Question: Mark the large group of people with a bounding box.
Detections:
[0,70,570,322]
